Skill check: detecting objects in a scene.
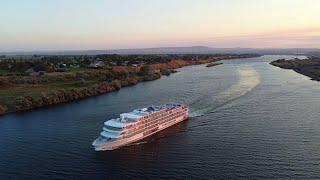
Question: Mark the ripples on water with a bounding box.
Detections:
[190,66,261,117]
[1,55,320,179]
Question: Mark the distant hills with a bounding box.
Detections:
[1,46,320,56]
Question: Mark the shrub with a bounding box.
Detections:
[0,105,6,114]
[138,65,151,76]
[0,78,9,86]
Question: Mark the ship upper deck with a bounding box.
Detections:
[104,104,185,128]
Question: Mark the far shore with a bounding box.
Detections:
[270,57,320,81]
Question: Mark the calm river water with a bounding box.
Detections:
[1,55,320,179]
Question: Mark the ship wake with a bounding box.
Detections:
[190,66,260,117]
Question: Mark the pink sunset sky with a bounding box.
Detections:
[1,0,319,51]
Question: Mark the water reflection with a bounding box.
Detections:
[94,120,189,159]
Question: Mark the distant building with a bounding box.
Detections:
[70,64,80,68]
[58,63,67,68]
[25,68,35,75]
[89,61,105,68]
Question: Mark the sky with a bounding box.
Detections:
[0,0,320,51]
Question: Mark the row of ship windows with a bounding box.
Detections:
[132,111,185,131]
[154,112,185,124]
[124,123,159,137]
[161,117,178,127]
[136,109,185,126]
[126,113,184,137]
[123,112,186,137]
[143,127,159,136]
[122,109,182,129]
[105,125,122,131]
[105,109,184,134]
[105,110,186,133]
[140,108,184,120]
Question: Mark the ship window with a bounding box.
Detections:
[105,125,123,131]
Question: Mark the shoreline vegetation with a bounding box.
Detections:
[270,57,320,81]
[0,54,260,115]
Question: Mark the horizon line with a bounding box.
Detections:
[1,46,320,54]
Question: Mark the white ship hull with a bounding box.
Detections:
[93,113,188,151]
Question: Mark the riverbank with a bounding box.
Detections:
[0,54,260,115]
[270,57,320,81]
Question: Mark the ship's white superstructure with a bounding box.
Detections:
[92,104,189,151]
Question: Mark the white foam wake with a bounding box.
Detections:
[190,66,260,117]
[216,67,260,102]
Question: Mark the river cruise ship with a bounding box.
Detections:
[92,104,189,151]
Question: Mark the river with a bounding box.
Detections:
[1,55,320,179]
